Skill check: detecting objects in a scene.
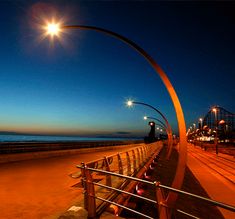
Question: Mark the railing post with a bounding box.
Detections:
[84,165,96,218]
[143,145,147,159]
[132,149,137,171]
[155,181,171,219]
[140,147,144,163]
[104,156,112,187]
[117,153,124,174]
[136,148,141,168]
[126,151,131,175]
[81,162,88,210]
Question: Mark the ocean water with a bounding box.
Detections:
[0,134,140,142]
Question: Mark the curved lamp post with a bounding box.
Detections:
[44,23,187,214]
[127,100,173,157]
[144,116,169,137]
[127,101,173,158]
[155,124,167,135]
[144,116,168,132]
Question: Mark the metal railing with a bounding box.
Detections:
[77,165,235,219]
[76,141,163,218]
[74,141,235,219]
[70,142,161,181]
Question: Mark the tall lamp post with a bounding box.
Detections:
[127,100,173,158]
[212,107,218,155]
[199,118,203,129]
[43,22,187,214]
[199,118,203,147]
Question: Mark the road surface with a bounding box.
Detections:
[0,144,142,219]
[187,144,235,219]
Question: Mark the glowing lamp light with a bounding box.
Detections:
[135,184,144,196]
[126,100,133,107]
[109,204,119,216]
[143,116,147,120]
[219,120,225,125]
[144,172,151,179]
[199,118,203,122]
[46,22,60,36]
[212,108,217,113]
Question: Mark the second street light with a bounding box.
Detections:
[42,21,187,215]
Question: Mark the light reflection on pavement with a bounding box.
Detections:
[0,145,140,219]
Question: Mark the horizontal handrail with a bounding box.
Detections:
[78,165,235,212]
[93,182,200,219]
[85,144,149,166]
[94,195,154,219]
[176,209,200,219]
[92,181,157,204]
[77,165,155,185]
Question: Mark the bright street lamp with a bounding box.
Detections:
[41,21,187,212]
[46,23,60,36]
[126,100,134,107]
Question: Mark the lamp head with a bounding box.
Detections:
[219,119,225,125]
[143,116,148,120]
[46,22,61,37]
[126,100,133,107]
[212,108,217,113]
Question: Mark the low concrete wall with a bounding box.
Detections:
[0,143,144,164]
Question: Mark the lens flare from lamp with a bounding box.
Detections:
[126,100,133,107]
[46,23,60,36]
[36,17,68,46]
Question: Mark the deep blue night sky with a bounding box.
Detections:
[0,1,234,137]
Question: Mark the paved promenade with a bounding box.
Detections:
[0,144,142,219]
[187,144,235,219]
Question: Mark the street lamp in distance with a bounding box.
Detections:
[212,107,218,155]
